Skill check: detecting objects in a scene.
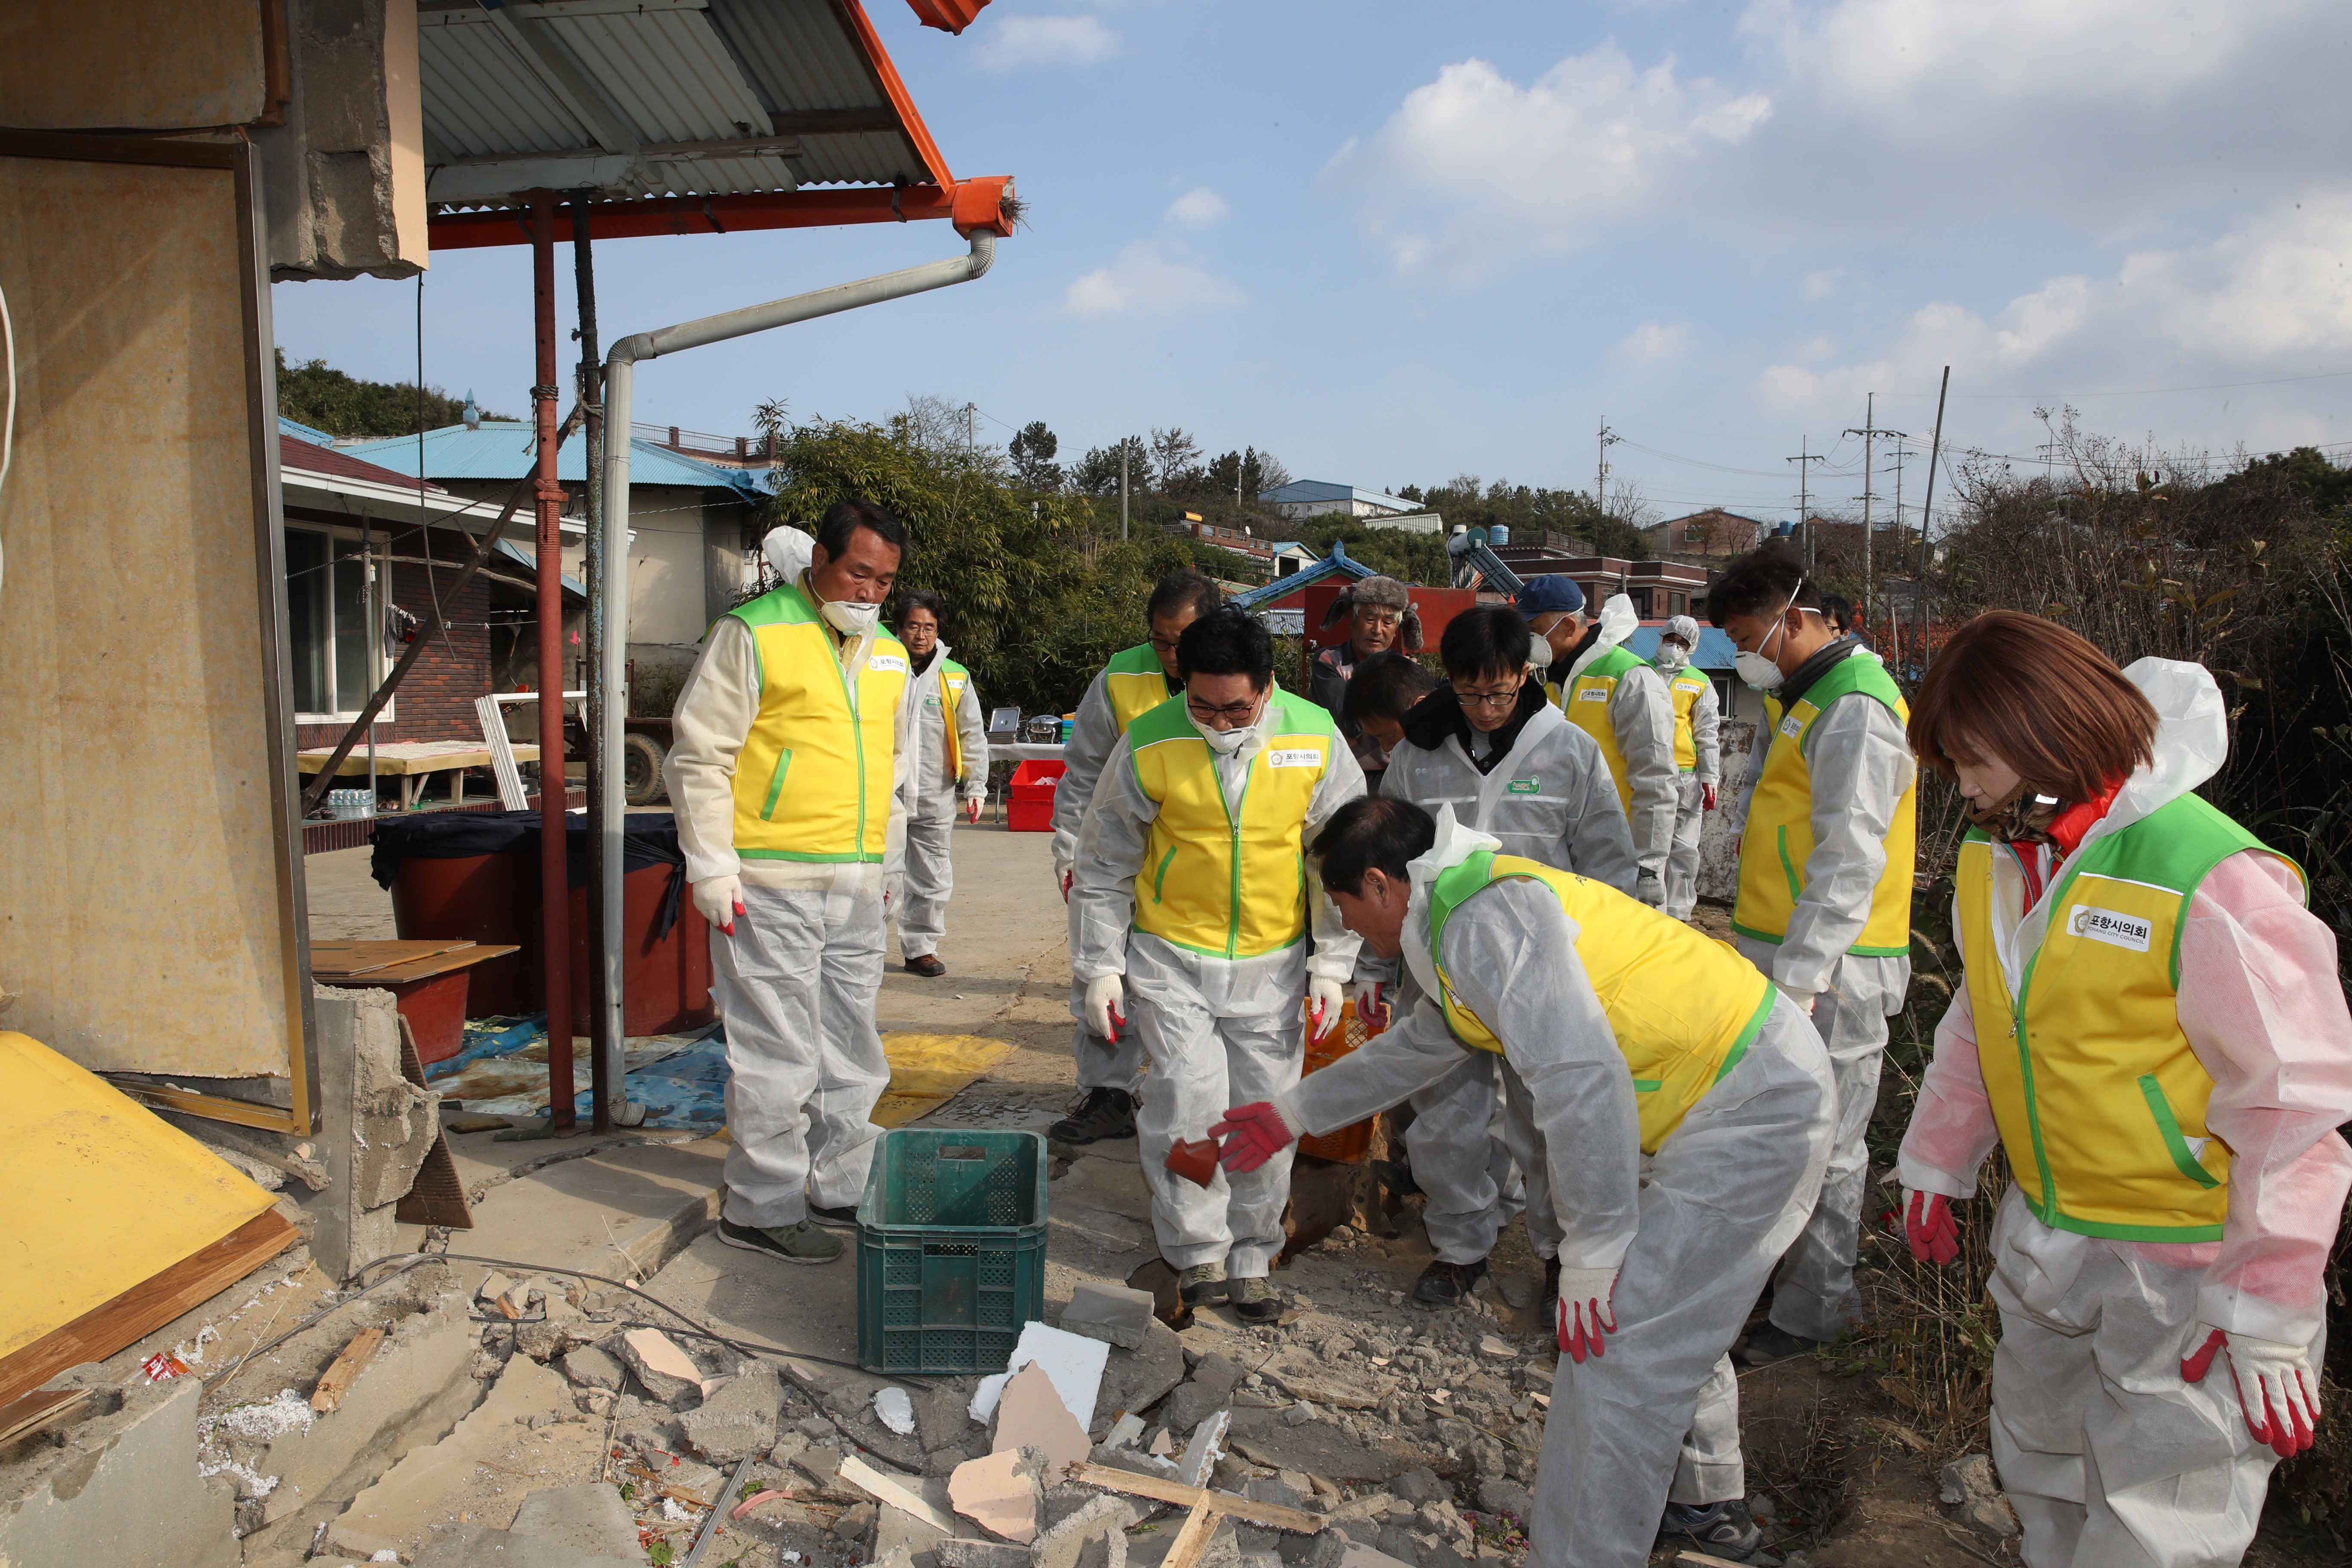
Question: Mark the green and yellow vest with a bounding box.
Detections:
[1667,669,1711,773]
[931,656,974,782]
[1102,643,1176,733]
[1958,795,2300,1240]
[1561,643,1645,816]
[1732,651,1917,955]
[1127,690,1338,960]
[727,583,909,862]
[1428,852,1775,1152]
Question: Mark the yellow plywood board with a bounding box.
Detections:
[0,1032,277,1363]
[872,1032,1016,1128]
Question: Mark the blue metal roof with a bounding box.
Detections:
[1621,623,1739,673]
[279,414,337,445]
[1259,479,1418,514]
[493,537,587,601]
[1228,538,1380,610]
[345,423,766,500]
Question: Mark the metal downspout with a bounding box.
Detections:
[594,231,996,1055]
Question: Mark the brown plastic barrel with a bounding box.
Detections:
[565,867,714,1035]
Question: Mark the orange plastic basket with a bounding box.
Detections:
[1298,996,1382,1163]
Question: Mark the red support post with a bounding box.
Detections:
[529,190,575,1130]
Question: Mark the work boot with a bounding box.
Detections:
[1658,1499,1764,1561]
[1732,1323,1825,1370]
[904,954,946,977]
[1049,1088,1138,1145]
[1411,1258,1489,1308]
[1372,1158,1421,1200]
[717,1218,843,1266]
[806,1203,860,1230]
[1179,1262,1228,1308]
[1228,1276,1281,1323]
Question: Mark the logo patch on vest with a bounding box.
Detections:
[1507,779,1541,794]
[1779,713,1804,738]
[865,653,908,675]
[1576,688,1608,703]
[1268,748,1322,769]
[2070,906,2153,952]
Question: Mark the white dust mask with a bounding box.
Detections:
[1736,589,1800,691]
[1654,643,1690,672]
[820,598,882,637]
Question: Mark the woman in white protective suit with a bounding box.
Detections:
[1898,611,2352,1568]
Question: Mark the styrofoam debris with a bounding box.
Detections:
[967,1321,1110,1430]
[874,1386,916,1436]
[663,1495,695,1522]
[1102,1412,1145,1451]
[202,1388,317,1443]
[1177,1410,1229,1489]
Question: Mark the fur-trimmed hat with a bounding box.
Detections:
[1320,574,1424,652]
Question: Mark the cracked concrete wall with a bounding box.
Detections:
[298,985,435,1282]
[254,0,429,281]
[0,1370,239,1568]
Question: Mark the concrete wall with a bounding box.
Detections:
[256,0,430,281]
[0,0,269,130]
[0,1370,239,1568]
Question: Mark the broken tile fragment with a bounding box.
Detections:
[947,1447,1044,1543]
[993,1362,1090,1473]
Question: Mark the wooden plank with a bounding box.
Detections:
[1161,1497,1219,1568]
[343,944,520,986]
[308,939,477,978]
[0,1208,299,1407]
[838,1454,959,1534]
[0,1386,90,1446]
[308,1325,386,1413]
[1069,1464,1323,1533]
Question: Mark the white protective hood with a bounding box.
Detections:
[762,525,815,582]
[1567,593,1639,683]
[1399,804,1503,1004]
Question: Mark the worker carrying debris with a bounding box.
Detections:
[1651,613,1720,922]
[1710,539,1917,1361]
[1372,606,1637,1309]
[1046,572,1223,1148]
[1899,613,2352,1568]
[1212,796,1833,1568]
[666,501,917,1268]
[1518,576,1677,908]
[889,588,990,979]
[1069,606,1366,1323]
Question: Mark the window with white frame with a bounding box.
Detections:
[286,526,395,723]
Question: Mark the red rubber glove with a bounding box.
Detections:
[1904,1189,1961,1265]
[965,797,983,824]
[1701,783,1718,812]
[1354,980,1391,1035]
[1209,1101,1301,1174]
[2183,1328,2321,1458]
[1555,1268,1619,1363]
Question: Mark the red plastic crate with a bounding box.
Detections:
[1006,760,1067,833]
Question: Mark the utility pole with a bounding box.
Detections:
[1119,443,1130,542]
[1917,366,1951,669]
[964,401,976,453]
[1596,418,1619,520]
[1785,438,1829,567]
[1845,397,1909,639]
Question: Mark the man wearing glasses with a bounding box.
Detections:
[1069,607,1366,1322]
[1377,605,1638,1307]
[1047,572,1222,1148]
[1308,575,1421,793]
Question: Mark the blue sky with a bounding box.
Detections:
[272,0,2352,529]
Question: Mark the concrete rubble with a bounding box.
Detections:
[1939,1452,2022,1540]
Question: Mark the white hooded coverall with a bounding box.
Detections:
[1655,616,1720,922]
[1070,701,1366,1276]
[1897,660,2352,1568]
[665,580,916,1230]
[1052,659,1170,1098]
[1381,699,1640,1266]
[895,643,989,961]
[1556,594,1679,899]
[1730,643,1915,1341]
[1292,817,1834,1568]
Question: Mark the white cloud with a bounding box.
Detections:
[973,15,1119,71]
[1802,269,1846,302]
[1323,46,1770,280]
[1063,242,1243,317]
[1614,322,1691,364]
[1165,187,1229,229]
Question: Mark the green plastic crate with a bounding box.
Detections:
[855,1128,1048,1374]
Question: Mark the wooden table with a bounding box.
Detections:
[297,741,543,810]
[310,940,523,1065]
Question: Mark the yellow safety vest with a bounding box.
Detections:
[1666,670,1710,772]
[1958,796,2300,1240]
[1428,852,1774,1153]
[930,656,974,782]
[728,583,909,862]
[1127,690,1338,960]
[1731,650,1917,956]
[1561,643,1644,816]
[1102,643,1176,732]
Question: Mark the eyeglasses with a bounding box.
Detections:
[1148,634,1182,653]
[1187,698,1261,722]
[1454,683,1523,711]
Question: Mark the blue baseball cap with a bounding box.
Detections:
[1515,575,1586,621]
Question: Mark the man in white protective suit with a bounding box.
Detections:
[1375,605,1638,1308]
[666,502,918,1266]
[889,588,989,977]
[1069,606,1365,1322]
[1209,796,1832,1566]
[1652,614,1720,922]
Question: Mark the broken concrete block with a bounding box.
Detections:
[413,1521,641,1568]
[618,1328,710,1406]
[1163,1380,1227,1436]
[0,1373,238,1568]
[1030,1494,1140,1568]
[1387,1469,1445,1506]
[1192,1353,1244,1395]
[328,1357,575,1560]
[949,1446,1046,1543]
[1939,1453,2021,1540]
[508,1482,642,1559]
[876,1385,918,1436]
[993,1360,1092,1473]
[1094,1319,1188,1440]
[834,1502,877,1539]
[915,1381,973,1453]
[561,1344,627,1392]
[1473,1479,1533,1522]
[513,1320,584,1363]
[681,1361,783,1464]
[937,1540,1036,1568]
[1178,1409,1230,1489]
[1060,1280,1156,1351]
[1074,1522,1129,1568]
[660,1458,726,1507]
[478,1271,514,1305]
[1283,1401,1320,1426]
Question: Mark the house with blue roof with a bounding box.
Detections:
[346,422,768,679]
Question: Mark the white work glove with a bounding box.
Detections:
[1306,977,1345,1042]
[692,873,744,936]
[1633,870,1666,908]
[1774,981,1818,1016]
[1054,857,1075,905]
[1555,1266,1620,1364]
[1084,974,1127,1043]
[2182,1327,2322,1458]
[1352,979,1392,1035]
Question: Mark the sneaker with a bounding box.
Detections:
[1732,1323,1824,1369]
[717,1217,843,1265]
[1228,1276,1281,1323]
[1179,1262,1228,1307]
[1411,1258,1489,1308]
[807,1203,861,1230]
[1049,1088,1138,1145]
[1658,1499,1763,1560]
[904,954,946,977]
